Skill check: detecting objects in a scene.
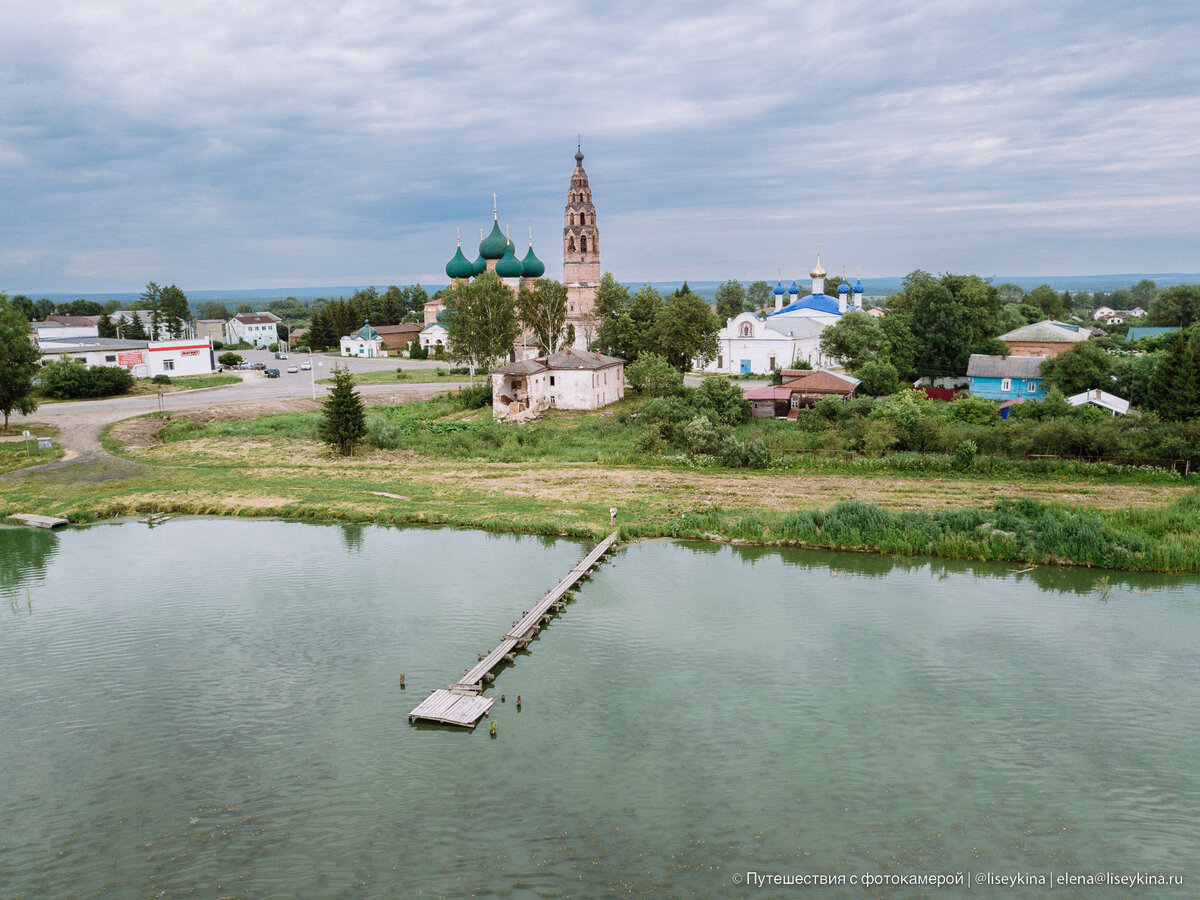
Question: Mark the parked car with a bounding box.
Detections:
[265,368,280,378]
[300,361,312,371]
[250,362,267,370]
[274,351,288,359]
[237,362,251,370]
[287,365,298,374]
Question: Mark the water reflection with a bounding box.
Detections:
[0,526,58,593]
[338,522,366,552]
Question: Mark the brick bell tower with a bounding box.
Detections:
[563,143,600,349]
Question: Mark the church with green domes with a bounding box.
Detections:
[445,197,547,293]
[444,147,600,351]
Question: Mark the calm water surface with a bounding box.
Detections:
[1,520,1197,898]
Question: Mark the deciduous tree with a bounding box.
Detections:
[516,278,568,354]
[0,298,40,427]
[714,279,747,321]
[445,270,520,372]
[1038,341,1113,396]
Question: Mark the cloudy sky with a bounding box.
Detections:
[2,0,1198,293]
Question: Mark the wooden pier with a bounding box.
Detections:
[7,514,69,530]
[408,530,619,728]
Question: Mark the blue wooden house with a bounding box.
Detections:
[966,354,1047,402]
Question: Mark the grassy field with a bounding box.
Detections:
[1,392,1197,572]
[315,368,470,386]
[0,442,66,475]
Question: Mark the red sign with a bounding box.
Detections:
[181,349,200,356]
[118,351,145,367]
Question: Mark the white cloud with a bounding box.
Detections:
[2,0,1197,289]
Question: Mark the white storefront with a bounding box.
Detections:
[37,338,216,378]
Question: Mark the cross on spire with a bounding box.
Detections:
[492,193,498,220]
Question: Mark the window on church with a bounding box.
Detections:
[580,236,588,252]
[568,237,576,252]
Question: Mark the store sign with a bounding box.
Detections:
[118,351,145,367]
[181,349,200,356]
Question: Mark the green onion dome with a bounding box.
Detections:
[472,253,487,276]
[479,220,508,260]
[495,240,525,278]
[445,244,474,280]
[521,243,545,278]
[357,320,380,341]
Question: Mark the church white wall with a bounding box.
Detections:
[696,313,831,374]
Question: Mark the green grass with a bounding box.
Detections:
[0,442,66,475]
[4,394,1199,572]
[315,367,470,386]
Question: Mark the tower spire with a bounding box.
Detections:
[492,193,498,220]
[456,226,461,247]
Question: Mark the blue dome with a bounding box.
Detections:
[768,293,843,317]
[837,281,851,294]
[773,281,785,295]
[854,279,864,293]
[788,281,800,295]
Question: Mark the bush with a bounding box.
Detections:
[718,434,746,467]
[152,374,172,385]
[634,422,669,455]
[683,415,721,455]
[218,351,243,367]
[408,340,428,360]
[744,436,770,468]
[954,439,978,470]
[695,376,751,425]
[856,360,900,397]
[38,359,135,399]
[625,353,683,397]
[452,385,491,409]
[212,340,224,351]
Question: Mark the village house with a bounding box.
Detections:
[744,368,860,418]
[374,323,422,353]
[998,320,1090,358]
[491,348,624,420]
[966,354,1046,401]
[1067,389,1132,416]
[31,317,99,341]
[224,312,280,348]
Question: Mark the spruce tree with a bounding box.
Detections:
[318,365,367,455]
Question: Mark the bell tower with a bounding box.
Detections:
[563,143,600,347]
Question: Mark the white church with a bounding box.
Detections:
[696,253,865,375]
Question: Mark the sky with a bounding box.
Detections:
[2,0,1198,293]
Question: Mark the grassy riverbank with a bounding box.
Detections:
[1,394,1197,571]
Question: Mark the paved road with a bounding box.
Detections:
[10,349,470,471]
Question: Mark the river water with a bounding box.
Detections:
[1,520,1196,898]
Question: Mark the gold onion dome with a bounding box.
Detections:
[809,254,827,279]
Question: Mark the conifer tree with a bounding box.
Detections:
[318,365,367,455]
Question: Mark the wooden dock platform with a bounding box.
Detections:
[7,514,69,530]
[409,531,619,728]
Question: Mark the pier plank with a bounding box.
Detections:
[408,532,618,727]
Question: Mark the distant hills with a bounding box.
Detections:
[18,273,1200,307]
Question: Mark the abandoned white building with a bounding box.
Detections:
[491,348,624,420]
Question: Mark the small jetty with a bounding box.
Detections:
[409,530,619,728]
[7,514,69,530]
